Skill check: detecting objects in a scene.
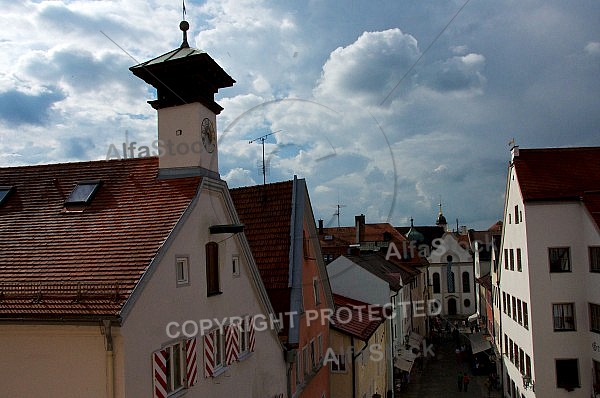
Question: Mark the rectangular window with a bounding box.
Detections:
[318,334,323,362]
[549,247,571,272]
[526,354,531,378]
[504,334,508,357]
[65,181,102,205]
[523,302,529,329]
[0,186,14,206]
[512,296,517,321]
[556,359,580,389]
[504,249,509,270]
[594,360,600,395]
[515,205,519,224]
[590,247,600,272]
[214,329,225,369]
[517,299,522,325]
[509,338,514,362]
[503,292,507,314]
[313,278,321,305]
[303,346,309,376]
[232,255,240,277]
[310,340,316,369]
[240,318,249,354]
[330,352,346,372]
[296,350,302,384]
[206,242,220,296]
[153,339,198,395]
[590,303,600,333]
[519,349,525,374]
[553,303,576,331]
[176,257,189,286]
[514,342,519,369]
[509,249,515,271]
[516,248,522,272]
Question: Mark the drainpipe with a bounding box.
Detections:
[102,320,115,398]
[351,336,357,398]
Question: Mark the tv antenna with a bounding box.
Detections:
[249,130,282,185]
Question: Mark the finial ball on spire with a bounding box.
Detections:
[180,20,189,32]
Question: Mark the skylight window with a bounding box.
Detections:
[0,186,14,206]
[65,181,102,205]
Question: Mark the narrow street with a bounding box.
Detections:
[399,331,503,398]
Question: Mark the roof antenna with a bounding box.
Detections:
[179,1,190,48]
[249,130,282,185]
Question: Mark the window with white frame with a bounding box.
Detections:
[310,339,316,369]
[549,247,571,272]
[175,257,189,286]
[232,255,240,277]
[523,301,529,329]
[153,339,198,396]
[330,351,346,372]
[553,303,576,331]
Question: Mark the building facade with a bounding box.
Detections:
[496,146,600,397]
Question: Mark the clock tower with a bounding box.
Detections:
[130,20,235,179]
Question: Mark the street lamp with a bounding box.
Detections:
[522,374,535,390]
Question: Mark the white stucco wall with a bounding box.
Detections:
[120,181,286,397]
[501,165,600,398]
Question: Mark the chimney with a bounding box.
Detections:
[318,219,324,235]
[355,214,365,244]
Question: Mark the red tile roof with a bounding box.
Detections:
[514,147,600,229]
[230,181,293,291]
[331,294,385,341]
[514,147,600,201]
[0,157,200,320]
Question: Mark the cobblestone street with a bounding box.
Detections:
[398,332,503,398]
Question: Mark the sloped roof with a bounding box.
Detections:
[344,252,419,291]
[323,222,407,244]
[514,147,600,201]
[514,147,600,229]
[0,157,199,320]
[475,273,492,291]
[396,225,445,248]
[230,181,294,291]
[331,294,385,341]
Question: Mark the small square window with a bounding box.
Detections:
[553,303,576,331]
[65,181,102,205]
[549,247,571,272]
[176,257,189,286]
[0,186,14,206]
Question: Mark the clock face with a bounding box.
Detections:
[201,117,216,153]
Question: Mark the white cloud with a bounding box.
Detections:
[584,41,600,56]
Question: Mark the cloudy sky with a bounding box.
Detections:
[1,0,599,230]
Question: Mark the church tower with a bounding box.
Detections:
[130,19,235,179]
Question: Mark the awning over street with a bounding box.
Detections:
[468,313,478,323]
[408,331,424,348]
[394,349,419,372]
[469,332,492,354]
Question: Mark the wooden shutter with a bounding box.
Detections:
[186,338,198,387]
[225,324,240,364]
[204,332,215,377]
[152,349,168,398]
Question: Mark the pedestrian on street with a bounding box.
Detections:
[463,372,471,392]
[457,370,463,391]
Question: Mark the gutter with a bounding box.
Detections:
[101,320,115,398]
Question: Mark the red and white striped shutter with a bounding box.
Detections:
[152,349,168,398]
[204,332,215,377]
[248,316,256,352]
[186,338,198,387]
[225,324,240,364]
